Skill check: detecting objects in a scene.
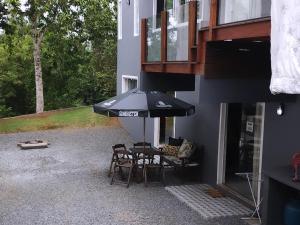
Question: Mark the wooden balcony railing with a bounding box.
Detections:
[141,0,271,76]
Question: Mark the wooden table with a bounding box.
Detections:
[129,147,163,163]
[129,147,164,184]
[129,147,163,155]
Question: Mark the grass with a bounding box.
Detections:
[0,106,119,134]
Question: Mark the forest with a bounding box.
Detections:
[0,0,117,118]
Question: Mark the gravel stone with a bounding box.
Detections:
[0,127,247,225]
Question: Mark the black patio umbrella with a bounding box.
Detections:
[93,89,195,143]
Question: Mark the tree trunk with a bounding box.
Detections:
[33,35,44,113]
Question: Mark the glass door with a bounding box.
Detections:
[224,103,264,201]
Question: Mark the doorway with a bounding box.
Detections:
[218,103,265,201]
[154,92,176,146]
[154,116,175,146]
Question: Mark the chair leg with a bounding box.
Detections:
[144,166,148,187]
[180,167,185,184]
[111,165,116,185]
[127,166,133,188]
[108,155,115,177]
[119,167,125,180]
[162,165,166,186]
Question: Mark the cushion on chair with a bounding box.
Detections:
[168,137,184,146]
[162,145,180,156]
[177,139,194,158]
[163,155,183,166]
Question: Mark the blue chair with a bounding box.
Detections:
[284,200,300,225]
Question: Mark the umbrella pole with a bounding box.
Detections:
[143,117,146,146]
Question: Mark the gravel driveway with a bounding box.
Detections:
[0,127,246,225]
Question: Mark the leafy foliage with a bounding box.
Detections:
[0,0,117,117]
[0,1,9,31]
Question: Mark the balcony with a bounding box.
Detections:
[141,0,271,76]
[142,0,209,74]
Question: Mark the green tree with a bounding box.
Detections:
[0,30,35,117]
[0,0,117,118]
[0,1,9,31]
[80,0,117,103]
[7,0,83,113]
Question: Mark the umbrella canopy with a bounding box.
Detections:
[93,89,195,118]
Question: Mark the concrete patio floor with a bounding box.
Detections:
[0,126,247,225]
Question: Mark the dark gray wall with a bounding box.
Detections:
[117,0,154,143]
[261,98,300,225]
[176,102,221,184]
[197,75,299,172]
[176,76,221,184]
[263,97,300,170]
[175,76,297,185]
[199,77,294,103]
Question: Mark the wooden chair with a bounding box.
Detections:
[132,142,164,186]
[108,144,127,177]
[133,142,152,166]
[143,150,164,187]
[110,144,135,188]
[133,142,151,149]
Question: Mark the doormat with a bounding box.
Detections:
[206,188,225,198]
[165,184,251,219]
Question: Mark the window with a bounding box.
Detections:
[197,0,211,29]
[118,0,122,40]
[152,0,188,30]
[218,0,271,24]
[122,75,138,93]
[154,0,187,13]
[156,0,164,14]
[152,0,162,29]
[134,0,140,36]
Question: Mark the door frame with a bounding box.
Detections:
[153,92,177,147]
[217,103,228,185]
[154,117,160,147]
[256,102,265,204]
[217,102,265,202]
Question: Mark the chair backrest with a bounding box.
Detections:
[133,142,151,149]
[112,144,129,160]
[113,144,126,150]
[133,142,153,164]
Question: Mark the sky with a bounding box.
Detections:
[20,0,27,11]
